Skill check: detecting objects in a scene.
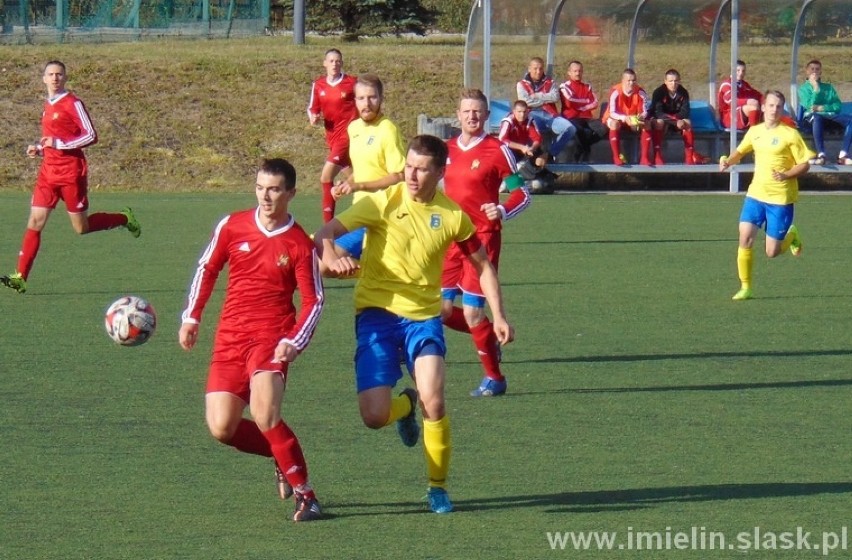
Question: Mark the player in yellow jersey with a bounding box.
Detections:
[329,73,406,264]
[719,90,814,301]
[314,135,514,514]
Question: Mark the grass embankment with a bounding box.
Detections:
[1,38,850,192]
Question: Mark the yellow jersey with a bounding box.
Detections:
[346,115,406,203]
[736,122,815,205]
[336,182,476,321]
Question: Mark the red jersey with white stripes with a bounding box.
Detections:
[307,73,358,147]
[40,91,97,182]
[498,115,542,147]
[559,79,599,119]
[444,133,530,233]
[718,77,762,127]
[182,210,323,352]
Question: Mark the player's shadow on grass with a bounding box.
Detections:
[525,348,852,364]
[455,481,852,514]
[505,238,732,246]
[455,482,852,513]
[509,378,852,396]
[329,482,852,516]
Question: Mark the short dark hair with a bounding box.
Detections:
[806,59,821,68]
[259,158,296,190]
[408,135,448,170]
[356,73,383,98]
[512,99,529,110]
[736,59,746,67]
[325,48,342,58]
[665,68,680,79]
[622,68,637,78]
[44,60,66,73]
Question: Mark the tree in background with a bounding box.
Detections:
[277,0,439,41]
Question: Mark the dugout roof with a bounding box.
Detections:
[464,0,852,108]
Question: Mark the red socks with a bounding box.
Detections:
[609,129,622,164]
[639,129,652,164]
[470,319,504,381]
[443,306,470,333]
[87,212,127,232]
[321,181,335,223]
[16,228,41,279]
[228,418,272,456]
[262,421,314,499]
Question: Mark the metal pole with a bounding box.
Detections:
[790,0,816,111]
[627,0,649,69]
[708,0,731,107]
[729,0,739,193]
[56,0,65,30]
[294,0,305,44]
[483,0,491,105]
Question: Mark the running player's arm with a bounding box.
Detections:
[275,244,325,363]
[339,171,404,195]
[179,217,231,350]
[47,99,97,150]
[307,80,322,125]
[458,235,514,346]
[490,144,530,222]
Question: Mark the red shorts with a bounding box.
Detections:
[326,139,351,168]
[32,165,89,212]
[207,329,289,403]
[441,230,501,296]
[721,108,749,130]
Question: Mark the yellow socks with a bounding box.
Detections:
[423,416,451,489]
[383,393,413,427]
[736,246,752,289]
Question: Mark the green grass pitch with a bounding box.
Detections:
[0,191,849,559]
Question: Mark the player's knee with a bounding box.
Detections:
[420,397,445,421]
[207,422,236,444]
[360,410,387,430]
[463,307,485,327]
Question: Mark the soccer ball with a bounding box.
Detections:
[104,296,157,346]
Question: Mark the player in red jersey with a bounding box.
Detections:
[718,60,762,130]
[559,61,606,162]
[498,99,545,165]
[307,49,358,223]
[179,158,325,523]
[1,61,140,294]
[603,68,652,166]
[442,89,531,397]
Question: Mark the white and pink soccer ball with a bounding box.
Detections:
[104,295,157,346]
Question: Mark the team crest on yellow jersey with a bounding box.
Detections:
[277,254,289,267]
[471,159,480,170]
[430,214,442,229]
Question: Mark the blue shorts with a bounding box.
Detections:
[336,227,366,260]
[354,308,446,393]
[739,196,795,241]
[441,288,485,308]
